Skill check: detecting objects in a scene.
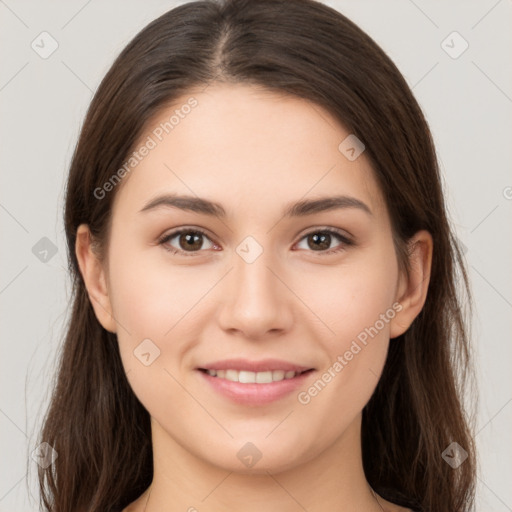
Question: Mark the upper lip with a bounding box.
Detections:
[198,358,314,373]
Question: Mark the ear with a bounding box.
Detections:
[75,224,117,333]
[389,230,433,339]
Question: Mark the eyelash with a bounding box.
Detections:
[157,227,354,257]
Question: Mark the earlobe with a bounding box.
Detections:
[75,224,117,333]
[389,230,433,339]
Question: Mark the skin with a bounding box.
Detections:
[76,83,432,512]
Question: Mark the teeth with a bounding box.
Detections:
[256,371,273,383]
[225,369,238,381]
[272,370,285,381]
[204,369,301,383]
[239,370,256,383]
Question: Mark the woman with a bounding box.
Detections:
[37,0,476,510]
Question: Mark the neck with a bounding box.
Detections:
[143,413,383,512]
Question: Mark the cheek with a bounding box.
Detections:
[105,247,211,394]
[107,251,208,411]
[293,253,398,412]
[298,252,399,350]
[108,247,216,338]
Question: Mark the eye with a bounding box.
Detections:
[158,227,354,257]
[158,228,217,256]
[295,228,353,255]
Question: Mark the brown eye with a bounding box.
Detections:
[159,229,215,255]
[296,229,353,255]
[177,232,204,251]
[306,232,332,251]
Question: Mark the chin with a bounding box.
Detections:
[200,441,312,476]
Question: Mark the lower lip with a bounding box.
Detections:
[198,370,314,405]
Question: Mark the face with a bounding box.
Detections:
[84,83,421,474]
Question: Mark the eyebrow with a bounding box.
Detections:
[139,193,372,218]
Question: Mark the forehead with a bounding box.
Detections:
[111,82,387,223]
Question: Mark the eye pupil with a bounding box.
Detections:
[180,232,202,250]
[309,233,331,251]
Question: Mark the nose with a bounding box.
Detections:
[216,246,294,340]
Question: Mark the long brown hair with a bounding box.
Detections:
[36,0,476,510]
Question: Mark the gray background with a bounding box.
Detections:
[1,0,511,510]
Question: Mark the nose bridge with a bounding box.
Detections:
[232,237,281,311]
[217,236,292,337]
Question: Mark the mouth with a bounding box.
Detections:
[196,359,316,405]
[197,368,314,383]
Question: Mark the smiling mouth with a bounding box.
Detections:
[198,368,314,383]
